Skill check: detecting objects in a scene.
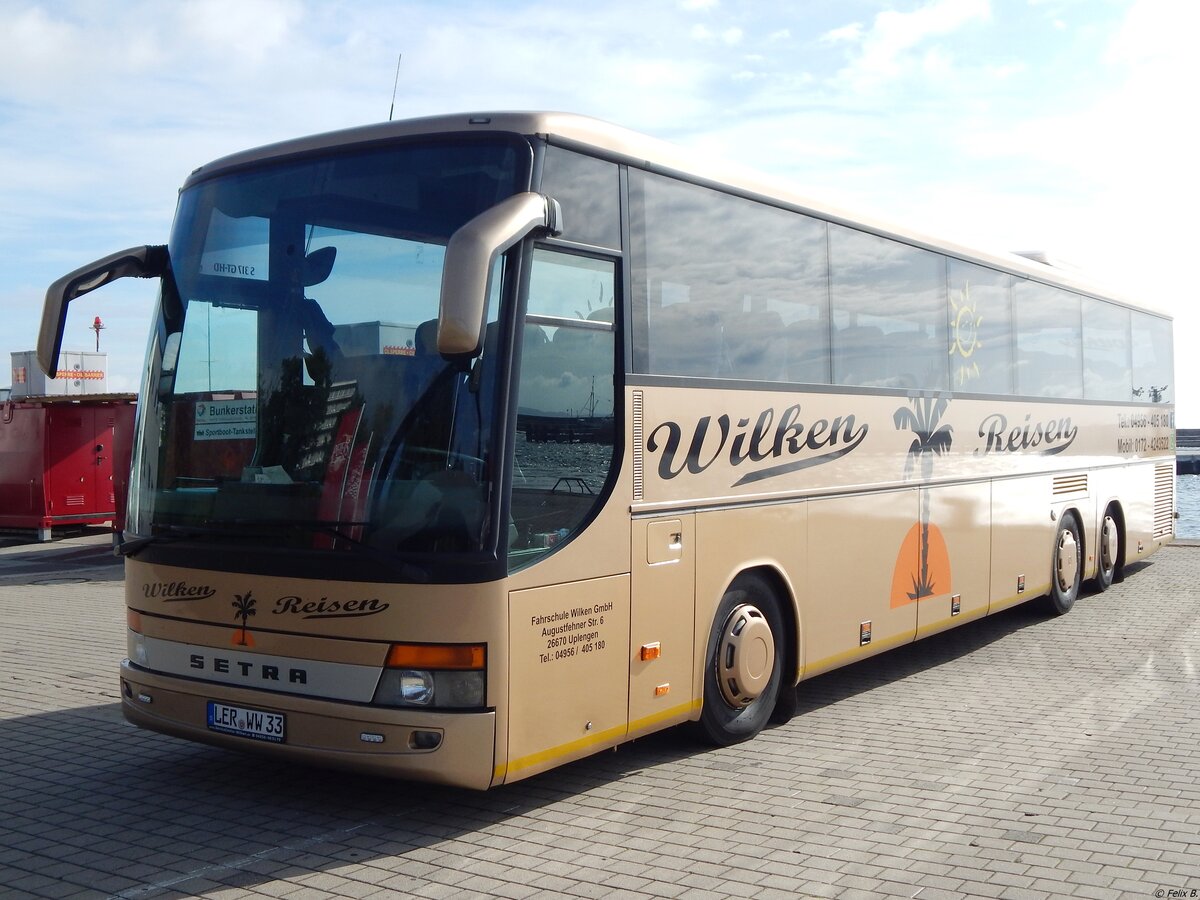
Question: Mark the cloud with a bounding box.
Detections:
[691,23,743,45]
[0,5,162,98]
[988,62,1026,79]
[832,0,991,88]
[1,0,1194,422]
[1106,0,1200,65]
[177,0,303,65]
[821,23,863,44]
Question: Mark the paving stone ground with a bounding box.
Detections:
[1,531,1198,899]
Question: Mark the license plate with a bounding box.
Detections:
[206,701,285,743]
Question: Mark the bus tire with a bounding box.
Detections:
[771,676,799,725]
[1044,511,1083,616]
[1090,507,1120,593]
[696,572,785,746]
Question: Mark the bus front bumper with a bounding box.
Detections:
[119,660,497,790]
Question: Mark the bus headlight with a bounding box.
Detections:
[132,635,148,667]
[373,643,486,709]
[374,669,485,708]
[394,669,435,705]
[433,669,486,707]
[127,610,148,666]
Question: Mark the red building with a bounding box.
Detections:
[0,389,135,541]
[0,396,135,540]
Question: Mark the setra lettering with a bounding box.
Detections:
[188,653,306,683]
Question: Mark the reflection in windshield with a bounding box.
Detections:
[508,249,617,571]
[130,139,524,562]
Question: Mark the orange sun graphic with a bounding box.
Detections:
[890,522,952,608]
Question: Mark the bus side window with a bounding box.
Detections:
[629,167,829,385]
[786,315,831,384]
[829,225,948,391]
[1131,310,1173,403]
[723,309,787,381]
[1083,298,1132,401]
[649,298,722,378]
[947,260,1014,394]
[1014,281,1083,398]
[539,146,621,251]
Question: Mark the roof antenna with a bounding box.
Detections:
[388,53,402,121]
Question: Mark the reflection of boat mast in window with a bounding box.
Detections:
[522,376,615,444]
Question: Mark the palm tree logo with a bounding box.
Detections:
[232,590,257,646]
[894,397,953,599]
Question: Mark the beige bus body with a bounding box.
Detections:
[122,384,1174,788]
[94,112,1174,788]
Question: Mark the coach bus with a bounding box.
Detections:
[39,112,1175,789]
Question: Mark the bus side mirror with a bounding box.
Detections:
[438,193,562,357]
[40,245,168,376]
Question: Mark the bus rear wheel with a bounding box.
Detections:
[1090,508,1120,592]
[696,573,785,746]
[1044,512,1082,616]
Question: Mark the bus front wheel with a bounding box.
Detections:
[1044,512,1083,616]
[696,573,785,746]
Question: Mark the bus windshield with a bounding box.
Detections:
[128,138,528,563]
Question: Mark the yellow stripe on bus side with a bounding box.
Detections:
[915,617,959,639]
[495,722,625,782]
[805,631,913,674]
[989,584,1050,613]
[629,698,703,733]
[808,584,1056,674]
[494,583,1069,783]
[494,698,702,783]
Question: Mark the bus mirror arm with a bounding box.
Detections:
[39,245,168,376]
[437,193,563,357]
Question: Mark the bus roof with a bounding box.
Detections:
[183,111,1166,319]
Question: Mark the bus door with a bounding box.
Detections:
[629,514,696,736]
[503,247,631,781]
[506,574,631,783]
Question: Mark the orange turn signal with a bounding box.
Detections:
[640,642,661,661]
[385,643,485,670]
[127,609,143,634]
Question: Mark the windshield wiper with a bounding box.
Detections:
[117,524,230,557]
[229,518,430,582]
[120,519,430,582]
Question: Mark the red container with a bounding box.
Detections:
[0,395,136,541]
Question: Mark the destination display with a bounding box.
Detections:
[194,399,257,441]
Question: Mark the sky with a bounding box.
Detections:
[1,0,1196,424]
